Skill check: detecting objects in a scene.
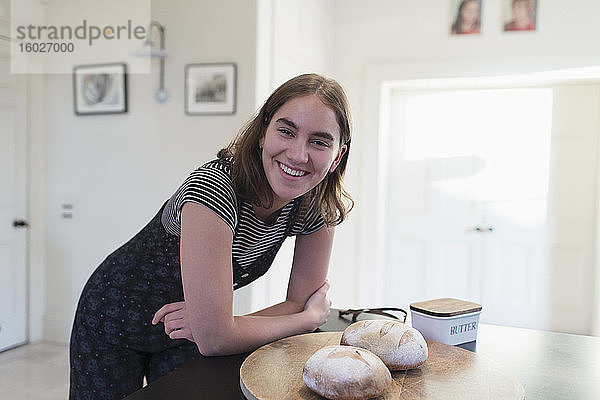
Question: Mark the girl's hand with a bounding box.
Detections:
[303,280,332,329]
[152,301,195,342]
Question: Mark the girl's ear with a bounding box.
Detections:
[329,145,347,173]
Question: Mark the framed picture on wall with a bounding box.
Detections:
[503,0,537,32]
[185,63,237,115]
[450,0,482,35]
[73,63,128,115]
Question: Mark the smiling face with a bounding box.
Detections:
[258,94,347,212]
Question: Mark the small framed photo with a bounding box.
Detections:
[185,63,237,115]
[450,0,482,35]
[503,0,537,32]
[73,63,127,115]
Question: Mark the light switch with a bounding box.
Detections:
[61,204,74,219]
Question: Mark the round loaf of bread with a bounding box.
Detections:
[302,345,392,400]
[340,320,428,371]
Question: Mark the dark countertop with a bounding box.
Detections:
[125,310,600,400]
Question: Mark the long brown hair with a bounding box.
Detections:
[217,73,353,226]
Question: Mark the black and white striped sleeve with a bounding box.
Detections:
[164,163,237,234]
[299,206,325,235]
[291,196,325,236]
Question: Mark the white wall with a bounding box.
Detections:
[329,0,600,320]
[248,0,336,312]
[38,0,258,343]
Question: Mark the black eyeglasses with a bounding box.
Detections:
[338,307,407,323]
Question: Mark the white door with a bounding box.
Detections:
[383,89,484,307]
[0,35,28,351]
[381,87,559,331]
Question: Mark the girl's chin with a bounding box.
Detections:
[271,184,312,202]
[272,190,302,204]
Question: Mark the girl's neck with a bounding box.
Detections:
[252,200,287,224]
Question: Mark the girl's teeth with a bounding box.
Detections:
[279,163,306,177]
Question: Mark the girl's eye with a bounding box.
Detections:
[278,128,294,137]
[311,139,330,148]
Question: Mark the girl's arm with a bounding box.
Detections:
[248,221,335,317]
[158,202,333,356]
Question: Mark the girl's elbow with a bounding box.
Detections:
[196,342,223,357]
[191,318,237,356]
[194,331,231,356]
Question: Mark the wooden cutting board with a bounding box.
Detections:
[240,332,524,400]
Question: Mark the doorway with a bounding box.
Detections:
[376,83,599,334]
[0,36,28,351]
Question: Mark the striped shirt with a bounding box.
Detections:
[161,158,325,288]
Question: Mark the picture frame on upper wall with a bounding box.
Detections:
[73,63,128,115]
[185,63,237,115]
[450,0,482,35]
[503,0,537,32]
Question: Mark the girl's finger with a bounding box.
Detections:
[164,319,182,332]
[163,309,185,323]
[152,304,174,325]
[169,329,193,341]
[152,302,184,324]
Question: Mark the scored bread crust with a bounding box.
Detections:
[340,320,428,371]
[302,345,392,400]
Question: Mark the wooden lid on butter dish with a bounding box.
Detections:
[410,298,482,317]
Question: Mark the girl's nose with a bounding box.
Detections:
[286,139,309,163]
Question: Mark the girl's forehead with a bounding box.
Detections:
[274,95,334,119]
[272,95,341,137]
